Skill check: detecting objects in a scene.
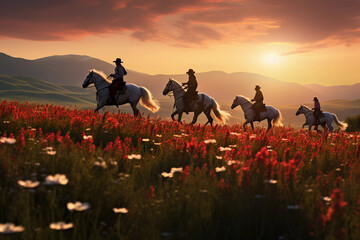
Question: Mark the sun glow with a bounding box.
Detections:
[263,53,281,64]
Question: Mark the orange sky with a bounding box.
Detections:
[1,0,360,86]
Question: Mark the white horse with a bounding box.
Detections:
[295,105,347,132]
[231,96,283,130]
[162,79,230,126]
[82,70,160,115]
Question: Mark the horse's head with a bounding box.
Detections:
[231,96,239,109]
[295,105,303,116]
[231,96,249,109]
[163,79,174,95]
[83,71,94,88]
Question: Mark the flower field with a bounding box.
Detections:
[1,100,360,240]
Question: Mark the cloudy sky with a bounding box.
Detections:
[1,0,360,85]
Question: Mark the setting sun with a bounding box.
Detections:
[263,53,281,64]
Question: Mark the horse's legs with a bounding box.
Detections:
[242,120,249,131]
[178,112,183,123]
[171,110,178,121]
[94,101,106,113]
[250,122,254,130]
[204,109,213,126]
[302,123,307,128]
[267,118,272,131]
[327,122,333,132]
[191,111,201,125]
[130,102,140,116]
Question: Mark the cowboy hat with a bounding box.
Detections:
[186,69,195,74]
[313,97,318,101]
[255,85,261,90]
[113,58,123,63]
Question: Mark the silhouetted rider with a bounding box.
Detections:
[251,85,264,121]
[108,58,127,104]
[312,97,321,129]
[182,69,198,113]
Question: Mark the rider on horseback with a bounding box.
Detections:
[251,85,264,121]
[108,58,127,104]
[312,97,322,129]
[182,69,198,114]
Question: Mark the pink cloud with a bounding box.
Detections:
[0,0,359,52]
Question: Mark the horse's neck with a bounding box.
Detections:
[94,75,110,89]
[239,99,252,112]
[302,107,313,117]
[172,83,185,99]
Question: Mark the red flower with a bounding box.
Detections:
[147,185,155,199]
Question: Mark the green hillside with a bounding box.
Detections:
[0,75,95,106]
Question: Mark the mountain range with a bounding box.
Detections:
[1,52,359,105]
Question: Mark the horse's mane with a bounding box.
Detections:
[90,69,111,84]
[237,95,252,102]
[301,105,311,110]
[169,78,182,86]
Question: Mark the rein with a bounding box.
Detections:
[167,81,184,103]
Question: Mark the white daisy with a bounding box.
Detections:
[67,201,91,212]
[44,174,68,186]
[17,180,40,188]
[0,223,24,234]
[49,222,73,230]
[113,208,128,214]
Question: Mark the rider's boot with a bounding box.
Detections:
[255,112,260,121]
[314,118,320,131]
[184,101,189,114]
[111,94,119,107]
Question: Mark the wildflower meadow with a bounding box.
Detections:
[1,100,360,239]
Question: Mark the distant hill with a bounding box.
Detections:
[306,83,360,101]
[1,52,360,105]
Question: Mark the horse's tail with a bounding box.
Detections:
[211,98,231,125]
[333,113,348,130]
[273,108,283,127]
[139,87,160,113]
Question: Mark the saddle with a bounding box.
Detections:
[313,109,324,118]
[117,82,127,95]
[182,93,204,110]
[259,103,267,112]
[106,84,127,106]
[252,103,267,112]
[189,91,198,101]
